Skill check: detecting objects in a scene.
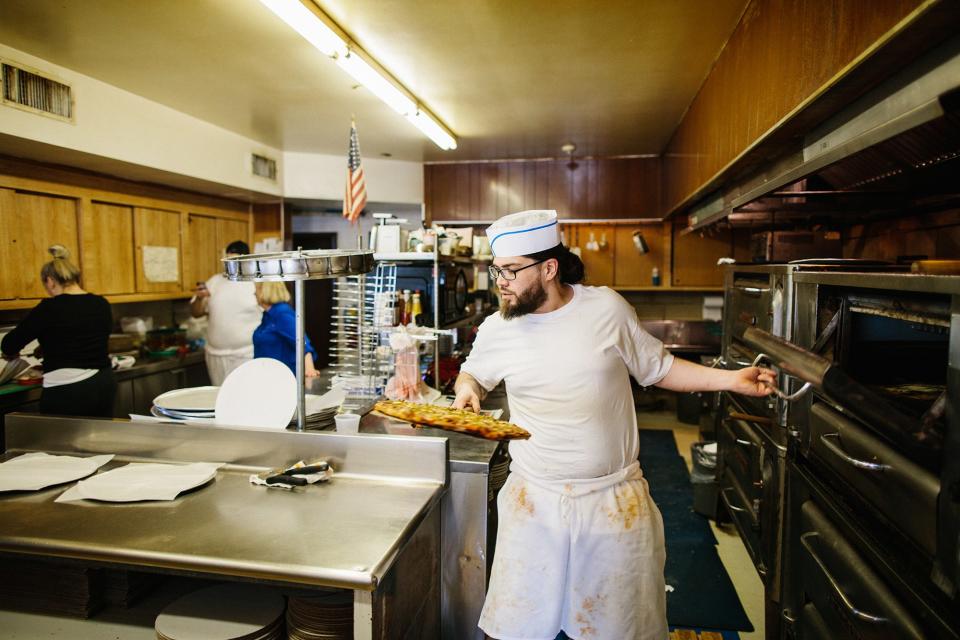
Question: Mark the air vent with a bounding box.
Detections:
[251,153,277,181]
[1,61,73,121]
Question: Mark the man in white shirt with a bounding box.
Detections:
[191,240,263,385]
[453,210,775,640]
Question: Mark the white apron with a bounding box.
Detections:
[479,461,668,640]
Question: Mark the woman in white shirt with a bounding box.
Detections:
[190,240,263,385]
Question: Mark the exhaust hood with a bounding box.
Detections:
[690,35,960,230]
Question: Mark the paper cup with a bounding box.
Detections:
[335,413,361,433]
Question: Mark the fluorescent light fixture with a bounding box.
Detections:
[336,52,416,116]
[259,0,346,57]
[259,0,457,150]
[406,111,457,150]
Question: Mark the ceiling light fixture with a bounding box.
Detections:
[259,0,457,150]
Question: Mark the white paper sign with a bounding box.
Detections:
[143,245,179,283]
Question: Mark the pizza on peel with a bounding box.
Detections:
[373,400,531,441]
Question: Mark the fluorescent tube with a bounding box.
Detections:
[259,0,346,57]
[336,52,416,116]
[406,111,457,150]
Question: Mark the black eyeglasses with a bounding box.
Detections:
[488,259,546,281]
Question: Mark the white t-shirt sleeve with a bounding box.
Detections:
[459,317,503,392]
[613,295,675,387]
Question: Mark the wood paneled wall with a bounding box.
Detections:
[843,209,960,260]
[661,0,927,216]
[425,157,660,222]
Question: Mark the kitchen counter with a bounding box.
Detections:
[0,349,206,401]
[0,413,447,637]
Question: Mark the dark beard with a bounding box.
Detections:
[500,278,547,319]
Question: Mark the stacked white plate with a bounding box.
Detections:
[289,388,346,430]
[155,583,285,640]
[153,387,219,421]
[286,591,353,640]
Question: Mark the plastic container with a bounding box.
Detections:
[334,413,361,433]
[690,441,719,519]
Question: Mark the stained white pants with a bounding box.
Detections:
[204,349,252,386]
[479,463,668,640]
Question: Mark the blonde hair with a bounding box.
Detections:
[40,244,81,286]
[255,281,291,306]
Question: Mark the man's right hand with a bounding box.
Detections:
[451,372,484,413]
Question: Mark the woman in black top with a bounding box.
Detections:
[1,245,116,417]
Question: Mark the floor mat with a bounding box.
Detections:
[639,429,754,633]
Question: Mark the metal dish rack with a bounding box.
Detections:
[221,248,375,431]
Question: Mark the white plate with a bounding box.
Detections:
[154,386,220,412]
[215,358,296,429]
[0,452,114,492]
[155,583,285,640]
[72,462,221,502]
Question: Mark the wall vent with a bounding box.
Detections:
[1,60,73,121]
[251,153,277,181]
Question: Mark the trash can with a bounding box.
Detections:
[690,441,719,520]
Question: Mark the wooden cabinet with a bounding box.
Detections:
[133,206,182,294]
[0,188,18,300]
[183,214,219,290]
[0,190,79,299]
[183,214,250,290]
[0,160,252,309]
[425,157,660,222]
[81,201,136,295]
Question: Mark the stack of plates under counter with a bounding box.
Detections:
[286,591,353,639]
[154,583,285,640]
[151,387,218,421]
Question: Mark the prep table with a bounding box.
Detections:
[0,413,448,639]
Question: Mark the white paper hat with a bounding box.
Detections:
[486,210,561,257]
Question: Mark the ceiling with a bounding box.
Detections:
[0,0,748,163]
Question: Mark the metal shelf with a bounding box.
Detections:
[222,249,375,282]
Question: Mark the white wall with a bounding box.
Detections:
[283,151,423,204]
[0,44,287,195]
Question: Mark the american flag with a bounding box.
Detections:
[343,121,367,224]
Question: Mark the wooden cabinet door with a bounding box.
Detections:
[217,218,249,254]
[81,201,135,295]
[13,191,79,299]
[0,188,17,299]
[613,225,664,287]
[134,207,181,293]
[183,214,218,290]
[671,225,731,287]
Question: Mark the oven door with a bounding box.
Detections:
[718,409,764,573]
[809,401,939,557]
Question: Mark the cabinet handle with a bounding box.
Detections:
[799,532,889,624]
[819,433,891,472]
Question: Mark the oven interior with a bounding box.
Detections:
[815,288,950,469]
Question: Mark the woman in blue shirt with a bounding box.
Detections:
[252,282,319,377]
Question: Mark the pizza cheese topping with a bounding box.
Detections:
[373,400,531,441]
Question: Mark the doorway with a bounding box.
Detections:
[289,232,336,369]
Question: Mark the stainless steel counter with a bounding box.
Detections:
[0,414,447,592]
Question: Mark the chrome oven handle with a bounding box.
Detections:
[799,532,889,624]
[819,433,891,472]
[720,487,748,513]
[735,437,754,448]
[751,352,813,401]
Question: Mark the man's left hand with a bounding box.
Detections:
[729,366,777,397]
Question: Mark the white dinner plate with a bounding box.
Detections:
[153,386,220,412]
[215,358,296,429]
[155,583,285,640]
[0,452,114,492]
[73,462,221,502]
